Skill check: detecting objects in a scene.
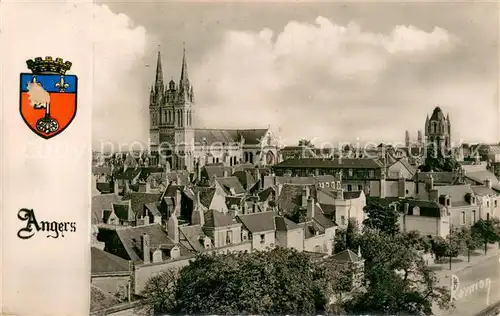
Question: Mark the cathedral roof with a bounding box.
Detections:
[430,106,446,121]
[194,128,268,145]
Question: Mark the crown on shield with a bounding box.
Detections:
[26,57,72,75]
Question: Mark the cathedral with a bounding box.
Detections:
[148,48,279,172]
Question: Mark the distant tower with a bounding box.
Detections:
[405,130,410,147]
[417,130,423,146]
[148,44,196,172]
[425,107,451,154]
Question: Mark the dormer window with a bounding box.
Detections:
[413,206,420,216]
[325,182,330,188]
[336,181,341,189]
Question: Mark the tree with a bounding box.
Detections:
[298,139,314,147]
[346,218,360,250]
[137,268,179,315]
[347,229,451,315]
[458,227,482,262]
[363,200,400,236]
[174,248,319,315]
[404,230,432,253]
[472,218,500,254]
[419,145,460,172]
[334,228,347,253]
[430,236,448,262]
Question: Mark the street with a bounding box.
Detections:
[435,254,500,316]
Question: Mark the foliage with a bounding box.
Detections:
[284,207,307,224]
[298,139,314,147]
[346,218,360,250]
[419,146,460,172]
[137,268,179,316]
[334,228,347,253]
[363,200,400,236]
[444,230,466,258]
[459,227,482,251]
[404,230,432,253]
[347,228,451,315]
[472,218,500,244]
[472,218,500,253]
[174,248,319,315]
[430,236,448,261]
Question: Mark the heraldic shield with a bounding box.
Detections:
[19,57,77,139]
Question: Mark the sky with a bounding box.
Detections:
[10,1,498,149]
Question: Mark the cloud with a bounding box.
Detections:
[193,16,463,145]
[1,0,150,150]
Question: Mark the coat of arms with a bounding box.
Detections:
[19,57,77,139]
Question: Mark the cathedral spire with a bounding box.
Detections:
[180,42,189,84]
[155,48,164,94]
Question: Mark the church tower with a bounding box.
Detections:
[425,107,451,154]
[149,45,195,171]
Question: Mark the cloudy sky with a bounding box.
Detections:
[93,1,498,148]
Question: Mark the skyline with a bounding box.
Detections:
[92,2,499,148]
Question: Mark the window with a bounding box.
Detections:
[495,200,498,208]
[341,216,346,225]
[325,182,330,188]
[472,197,476,204]
[336,181,341,189]
[461,211,466,225]
[260,234,265,244]
[368,170,374,178]
[472,210,477,224]
[226,230,233,244]
[487,213,491,220]
[347,185,352,191]
[487,201,490,208]
[358,185,363,191]
[348,169,353,177]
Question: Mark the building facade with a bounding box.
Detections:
[148,48,279,172]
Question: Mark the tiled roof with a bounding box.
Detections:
[274,216,302,231]
[96,182,112,194]
[216,177,246,195]
[465,170,499,185]
[113,203,134,222]
[114,167,141,180]
[258,186,276,202]
[194,128,268,145]
[92,166,112,175]
[405,200,442,218]
[122,192,162,217]
[396,159,417,176]
[435,185,474,206]
[415,172,460,184]
[233,170,257,190]
[90,285,119,312]
[179,225,208,252]
[331,249,361,262]
[115,224,187,264]
[274,158,384,169]
[237,211,279,233]
[202,164,233,180]
[192,187,217,209]
[204,209,235,228]
[92,194,122,224]
[343,191,362,199]
[318,203,335,217]
[145,202,161,217]
[313,209,336,229]
[91,247,130,274]
[471,185,498,196]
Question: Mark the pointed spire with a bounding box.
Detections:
[357,245,362,258]
[180,42,189,84]
[155,47,164,94]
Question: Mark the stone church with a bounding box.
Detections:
[148,48,279,172]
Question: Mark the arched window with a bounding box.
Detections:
[249,152,254,164]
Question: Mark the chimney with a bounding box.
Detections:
[113,179,119,195]
[141,233,150,264]
[167,213,179,243]
[143,214,150,225]
[223,169,229,177]
[252,203,257,213]
[302,186,310,207]
[307,197,315,220]
[403,203,409,233]
[398,178,405,198]
[429,189,439,202]
[175,189,182,217]
[380,171,386,198]
[429,174,434,190]
[485,178,492,189]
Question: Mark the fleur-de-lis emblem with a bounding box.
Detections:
[55,75,70,92]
